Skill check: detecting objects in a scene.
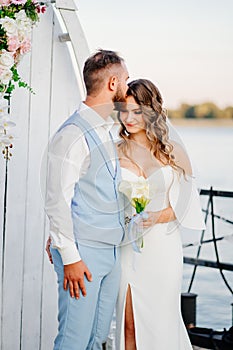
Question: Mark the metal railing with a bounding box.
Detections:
[184,187,233,294]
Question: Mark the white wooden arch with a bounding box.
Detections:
[0,1,89,348]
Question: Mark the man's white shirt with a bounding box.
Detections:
[45,103,116,265]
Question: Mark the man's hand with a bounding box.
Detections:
[45,236,53,264]
[64,261,92,299]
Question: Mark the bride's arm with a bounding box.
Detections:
[142,206,176,228]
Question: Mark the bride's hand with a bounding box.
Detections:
[142,207,176,228]
[142,211,160,228]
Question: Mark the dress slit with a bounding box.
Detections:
[123,284,138,349]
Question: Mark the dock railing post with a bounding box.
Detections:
[181,293,197,328]
[231,303,233,326]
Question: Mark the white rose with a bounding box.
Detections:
[0,68,13,85]
[0,50,14,68]
[0,17,18,36]
[15,10,28,21]
[15,10,32,33]
[17,21,32,35]
[18,28,31,43]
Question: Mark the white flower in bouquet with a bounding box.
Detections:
[0,50,14,69]
[0,68,13,85]
[119,176,151,251]
[0,17,18,36]
[15,10,33,32]
[119,176,150,214]
[130,176,150,213]
[17,30,27,43]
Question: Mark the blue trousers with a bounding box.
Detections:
[51,243,121,350]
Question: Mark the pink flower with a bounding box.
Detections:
[20,37,31,54]
[36,5,46,13]
[7,36,20,52]
[0,0,11,6]
[41,6,46,13]
[11,0,27,4]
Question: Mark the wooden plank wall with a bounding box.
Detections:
[0,4,89,349]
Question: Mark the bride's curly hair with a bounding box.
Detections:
[118,79,179,170]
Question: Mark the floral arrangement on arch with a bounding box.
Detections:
[0,0,46,159]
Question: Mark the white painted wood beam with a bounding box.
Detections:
[55,0,90,85]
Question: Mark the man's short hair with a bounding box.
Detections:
[83,49,124,96]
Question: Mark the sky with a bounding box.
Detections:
[76,0,233,109]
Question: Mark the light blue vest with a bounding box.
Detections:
[58,111,125,246]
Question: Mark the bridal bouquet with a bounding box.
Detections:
[119,176,150,252]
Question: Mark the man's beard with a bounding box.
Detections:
[113,85,126,111]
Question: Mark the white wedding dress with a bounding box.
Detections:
[115,165,205,350]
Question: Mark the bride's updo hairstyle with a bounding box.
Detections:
[118,79,179,170]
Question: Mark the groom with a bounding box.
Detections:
[45,50,129,349]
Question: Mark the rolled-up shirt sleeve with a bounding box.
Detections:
[45,125,89,265]
[169,171,206,230]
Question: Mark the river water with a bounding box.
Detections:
[177,124,233,330]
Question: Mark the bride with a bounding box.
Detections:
[115,79,205,350]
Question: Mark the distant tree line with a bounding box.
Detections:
[168,102,233,119]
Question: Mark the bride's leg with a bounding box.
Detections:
[124,285,136,350]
